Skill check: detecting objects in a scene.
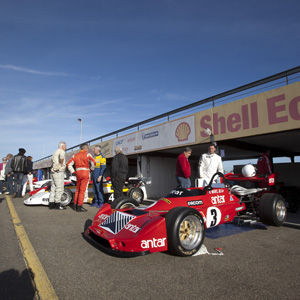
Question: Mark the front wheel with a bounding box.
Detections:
[110,197,139,209]
[258,193,287,226]
[165,207,205,256]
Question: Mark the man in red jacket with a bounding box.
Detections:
[176,147,192,188]
[67,143,96,212]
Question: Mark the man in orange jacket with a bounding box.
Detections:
[67,143,96,212]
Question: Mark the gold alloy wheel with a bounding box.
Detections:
[178,215,202,250]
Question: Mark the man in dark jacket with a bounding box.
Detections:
[11,148,28,198]
[111,146,128,200]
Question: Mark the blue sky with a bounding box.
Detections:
[1,0,299,162]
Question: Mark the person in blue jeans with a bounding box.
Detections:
[91,145,106,208]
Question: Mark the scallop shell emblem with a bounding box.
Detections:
[175,122,191,141]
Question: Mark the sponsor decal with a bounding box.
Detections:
[141,238,166,249]
[124,223,140,233]
[211,195,225,205]
[162,198,172,204]
[269,177,275,184]
[187,200,203,206]
[98,214,110,221]
[230,196,234,201]
[116,140,123,145]
[224,215,230,222]
[99,211,136,235]
[175,122,191,142]
[128,137,135,142]
[210,189,225,194]
[142,131,159,140]
[170,190,183,196]
[134,145,142,150]
[235,206,244,211]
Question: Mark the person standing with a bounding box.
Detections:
[4,154,13,195]
[198,143,223,185]
[49,142,67,210]
[0,157,7,194]
[257,149,272,176]
[11,148,28,198]
[176,147,192,188]
[37,169,43,181]
[91,145,107,208]
[67,143,96,212]
[111,146,128,200]
[22,156,34,196]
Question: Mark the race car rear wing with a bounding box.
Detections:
[224,173,276,186]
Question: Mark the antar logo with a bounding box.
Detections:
[99,214,110,221]
[124,223,140,233]
[141,238,166,249]
[211,195,225,204]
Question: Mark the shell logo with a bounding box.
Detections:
[175,122,191,142]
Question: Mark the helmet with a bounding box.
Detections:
[242,164,256,177]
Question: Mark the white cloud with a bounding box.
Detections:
[0,64,71,77]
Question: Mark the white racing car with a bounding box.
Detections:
[24,177,151,207]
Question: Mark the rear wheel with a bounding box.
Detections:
[110,197,139,209]
[258,193,286,226]
[165,207,205,256]
[60,188,73,206]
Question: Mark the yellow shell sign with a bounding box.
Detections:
[175,122,191,142]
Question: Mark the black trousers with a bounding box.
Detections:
[111,177,125,200]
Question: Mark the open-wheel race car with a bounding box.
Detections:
[84,171,287,257]
[24,177,150,207]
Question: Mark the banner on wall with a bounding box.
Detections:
[113,115,196,155]
[195,81,300,142]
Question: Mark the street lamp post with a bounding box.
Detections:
[78,118,82,144]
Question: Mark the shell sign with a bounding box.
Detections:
[113,115,196,155]
[195,81,300,142]
[175,122,191,142]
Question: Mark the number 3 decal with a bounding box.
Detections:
[206,207,221,228]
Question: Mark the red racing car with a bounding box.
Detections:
[85,172,286,257]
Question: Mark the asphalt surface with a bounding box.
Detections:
[1,193,300,300]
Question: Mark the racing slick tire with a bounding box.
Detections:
[165,207,205,257]
[110,197,139,209]
[60,188,73,207]
[128,187,144,203]
[258,193,287,226]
